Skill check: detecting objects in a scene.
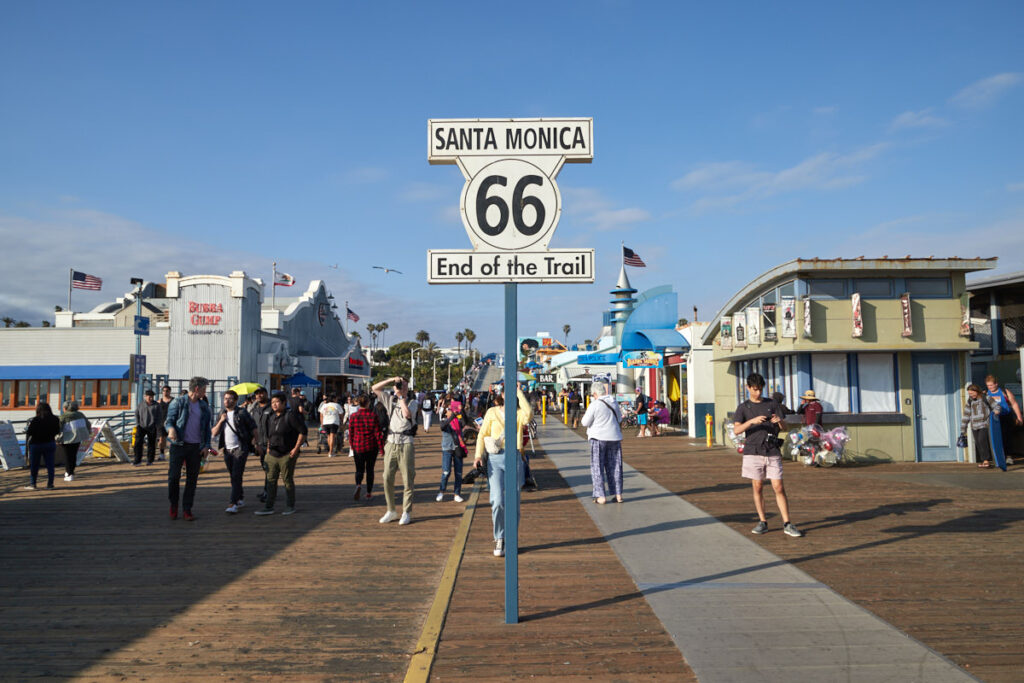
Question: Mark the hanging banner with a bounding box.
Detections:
[802,296,813,338]
[851,293,864,338]
[733,312,747,348]
[780,296,797,338]
[900,292,913,337]
[622,350,663,368]
[763,304,777,342]
[745,306,761,346]
[720,316,733,350]
[959,293,971,337]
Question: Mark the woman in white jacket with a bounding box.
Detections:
[580,382,623,504]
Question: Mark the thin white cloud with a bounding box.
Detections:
[560,186,650,231]
[342,166,388,184]
[1007,181,1024,193]
[813,105,839,115]
[949,72,1023,109]
[888,108,950,131]
[399,182,450,202]
[674,144,887,212]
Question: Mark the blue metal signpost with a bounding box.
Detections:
[426,117,594,625]
[503,282,519,622]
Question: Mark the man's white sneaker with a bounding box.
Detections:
[235,499,245,509]
[493,539,504,557]
[225,504,238,514]
[436,492,444,502]
[64,473,74,482]
[398,512,411,525]
[454,494,465,503]
[379,510,400,524]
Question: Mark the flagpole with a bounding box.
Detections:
[344,300,349,335]
[272,261,277,310]
[621,241,625,268]
[67,268,72,313]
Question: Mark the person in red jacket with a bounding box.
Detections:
[798,390,823,426]
[347,395,384,501]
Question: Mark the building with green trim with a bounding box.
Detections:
[700,257,995,462]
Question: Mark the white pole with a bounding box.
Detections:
[272,261,277,310]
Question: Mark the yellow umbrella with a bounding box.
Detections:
[229,382,263,395]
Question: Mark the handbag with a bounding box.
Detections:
[956,433,968,448]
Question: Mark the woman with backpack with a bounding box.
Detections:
[421,393,435,432]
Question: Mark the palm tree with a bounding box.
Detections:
[563,324,571,347]
[2,317,14,328]
[379,322,389,350]
[366,323,378,354]
[415,330,430,345]
[454,331,464,362]
[463,329,476,370]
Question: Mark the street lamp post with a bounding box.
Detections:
[410,348,423,391]
[432,357,438,390]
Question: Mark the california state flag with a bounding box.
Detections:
[274,272,295,287]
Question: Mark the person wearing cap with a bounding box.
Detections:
[133,389,162,466]
[797,389,823,426]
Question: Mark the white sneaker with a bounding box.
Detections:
[493,539,504,557]
[64,473,74,482]
[1007,456,1015,466]
[379,510,400,524]
[235,499,245,509]
[398,512,411,525]
[225,504,238,514]
[454,494,465,503]
[436,492,444,502]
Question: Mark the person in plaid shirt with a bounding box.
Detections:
[348,395,383,501]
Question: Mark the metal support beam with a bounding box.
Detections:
[503,282,519,624]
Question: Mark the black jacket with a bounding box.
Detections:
[267,409,306,457]
[248,401,273,449]
[216,407,258,454]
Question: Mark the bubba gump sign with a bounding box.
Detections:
[189,301,223,326]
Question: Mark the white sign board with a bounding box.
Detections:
[0,421,25,470]
[427,117,594,284]
[428,249,594,284]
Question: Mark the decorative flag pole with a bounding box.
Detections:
[67,268,73,313]
[344,300,349,335]
[272,262,277,310]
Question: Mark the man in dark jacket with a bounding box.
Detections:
[248,386,272,502]
[254,392,305,516]
[212,389,258,514]
[134,390,162,465]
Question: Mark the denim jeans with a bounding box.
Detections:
[168,442,203,512]
[29,442,56,487]
[486,451,524,541]
[439,450,463,495]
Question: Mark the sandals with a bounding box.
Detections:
[978,461,991,468]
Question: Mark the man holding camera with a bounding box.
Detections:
[373,376,419,526]
[733,372,803,537]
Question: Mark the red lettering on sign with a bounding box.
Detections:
[187,302,224,325]
[348,358,364,367]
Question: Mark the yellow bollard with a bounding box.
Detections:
[586,394,590,409]
[705,413,714,447]
[542,395,547,425]
[563,399,568,425]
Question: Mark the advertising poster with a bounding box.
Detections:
[623,350,663,368]
[746,306,761,346]
[720,316,733,350]
[803,296,813,338]
[851,293,864,338]
[0,421,25,470]
[733,312,747,348]
[763,304,777,342]
[959,293,971,337]
[780,296,797,338]
[900,293,913,337]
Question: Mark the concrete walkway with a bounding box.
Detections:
[538,419,977,683]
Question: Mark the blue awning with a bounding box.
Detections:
[0,365,130,380]
[628,328,690,352]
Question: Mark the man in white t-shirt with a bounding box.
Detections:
[318,394,343,456]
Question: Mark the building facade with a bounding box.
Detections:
[701,257,995,462]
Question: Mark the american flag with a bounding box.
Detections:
[72,270,102,290]
[346,307,360,323]
[623,246,647,268]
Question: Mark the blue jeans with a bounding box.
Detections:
[29,442,56,487]
[486,451,524,541]
[439,450,463,495]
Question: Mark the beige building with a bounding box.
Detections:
[700,257,995,462]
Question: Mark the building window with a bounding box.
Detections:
[905,277,951,298]
[853,278,894,298]
[778,280,796,298]
[857,353,897,412]
[808,279,848,299]
[1,381,13,408]
[2,380,52,409]
[810,353,850,412]
[998,290,1024,353]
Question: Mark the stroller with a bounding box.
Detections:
[316,425,329,454]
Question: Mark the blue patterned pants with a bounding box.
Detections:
[590,439,623,498]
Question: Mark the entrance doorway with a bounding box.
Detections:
[912,353,958,462]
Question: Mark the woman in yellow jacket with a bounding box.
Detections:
[473,385,533,557]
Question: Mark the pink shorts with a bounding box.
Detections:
[741,454,783,481]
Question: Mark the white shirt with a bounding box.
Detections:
[580,395,623,442]
[319,402,342,426]
[223,409,241,450]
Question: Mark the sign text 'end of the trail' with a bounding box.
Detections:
[427,249,595,284]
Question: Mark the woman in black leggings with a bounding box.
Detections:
[347,395,383,501]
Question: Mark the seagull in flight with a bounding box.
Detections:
[373,266,403,274]
[328,264,338,269]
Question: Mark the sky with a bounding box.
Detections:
[2,1,1022,353]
